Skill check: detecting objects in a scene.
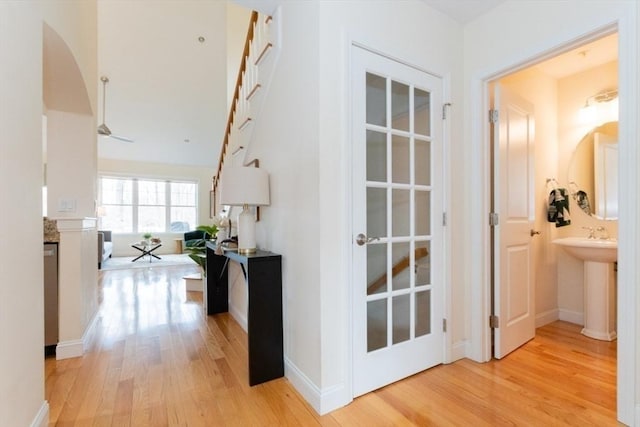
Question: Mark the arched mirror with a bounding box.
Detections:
[568,121,618,220]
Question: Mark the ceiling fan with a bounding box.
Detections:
[97,76,134,143]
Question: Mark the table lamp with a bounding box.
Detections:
[219,166,270,254]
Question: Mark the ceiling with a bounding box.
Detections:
[97,1,230,168]
[420,0,506,23]
[96,0,509,169]
[96,1,614,169]
[533,33,618,79]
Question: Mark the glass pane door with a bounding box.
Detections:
[352,46,443,397]
[365,71,433,353]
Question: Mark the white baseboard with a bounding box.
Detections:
[56,339,83,360]
[535,308,559,328]
[229,302,248,333]
[30,401,49,427]
[450,339,467,362]
[558,309,584,325]
[56,312,98,360]
[184,273,203,292]
[284,357,351,416]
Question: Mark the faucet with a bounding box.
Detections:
[596,226,609,240]
[582,226,595,239]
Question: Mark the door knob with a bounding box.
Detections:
[530,229,541,237]
[355,233,380,246]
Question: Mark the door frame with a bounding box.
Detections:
[467,22,639,424]
[345,40,454,398]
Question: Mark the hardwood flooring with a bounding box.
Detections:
[45,265,618,426]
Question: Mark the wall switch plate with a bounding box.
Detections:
[57,198,76,212]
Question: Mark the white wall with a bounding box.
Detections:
[0,3,47,426]
[243,0,463,414]
[463,1,638,424]
[42,1,100,367]
[242,0,322,397]
[43,0,98,221]
[46,110,97,218]
[227,3,253,107]
[43,1,98,115]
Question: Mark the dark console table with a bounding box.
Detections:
[205,242,284,386]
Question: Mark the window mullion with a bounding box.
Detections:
[165,181,171,232]
[133,178,139,233]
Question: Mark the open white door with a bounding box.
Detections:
[351,46,444,396]
[492,84,536,359]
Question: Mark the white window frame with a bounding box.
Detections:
[98,175,198,233]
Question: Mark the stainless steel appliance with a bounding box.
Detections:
[44,243,58,348]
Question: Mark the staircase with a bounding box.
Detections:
[212,9,279,212]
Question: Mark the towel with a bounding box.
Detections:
[575,190,591,216]
[547,188,571,227]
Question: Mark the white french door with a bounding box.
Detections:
[351,46,444,397]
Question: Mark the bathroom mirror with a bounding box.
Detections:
[568,121,618,220]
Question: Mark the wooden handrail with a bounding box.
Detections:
[367,247,429,294]
[213,11,259,192]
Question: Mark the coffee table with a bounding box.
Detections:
[131,242,162,262]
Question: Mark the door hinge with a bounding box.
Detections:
[489,315,500,329]
[442,212,447,226]
[489,109,499,123]
[489,212,499,227]
[442,102,452,120]
[442,318,447,333]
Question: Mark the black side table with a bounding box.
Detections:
[206,242,284,386]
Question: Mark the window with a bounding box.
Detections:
[99,176,197,233]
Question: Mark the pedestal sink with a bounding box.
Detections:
[553,237,617,341]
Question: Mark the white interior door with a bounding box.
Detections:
[352,46,444,396]
[493,84,536,359]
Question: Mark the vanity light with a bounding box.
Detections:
[579,89,618,126]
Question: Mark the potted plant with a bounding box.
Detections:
[142,232,152,245]
[184,224,218,276]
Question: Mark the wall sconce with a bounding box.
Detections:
[579,89,618,126]
[219,166,270,254]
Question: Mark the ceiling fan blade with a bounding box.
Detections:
[109,134,134,143]
[97,123,111,136]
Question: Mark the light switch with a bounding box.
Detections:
[57,198,76,212]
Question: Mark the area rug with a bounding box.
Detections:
[100,253,197,271]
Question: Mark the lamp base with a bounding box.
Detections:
[237,204,256,253]
[238,248,257,255]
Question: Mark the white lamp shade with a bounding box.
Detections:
[219,167,270,206]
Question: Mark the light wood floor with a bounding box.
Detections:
[46,265,618,426]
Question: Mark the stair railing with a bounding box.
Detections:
[212,10,277,212]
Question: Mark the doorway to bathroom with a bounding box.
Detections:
[489,31,619,358]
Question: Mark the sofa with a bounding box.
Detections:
[98,230,113,269]
[184,230,206,250]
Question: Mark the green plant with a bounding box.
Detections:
[184,224,219,275]
[142,232,152,240]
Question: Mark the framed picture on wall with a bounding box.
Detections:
[209,190,215,218]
